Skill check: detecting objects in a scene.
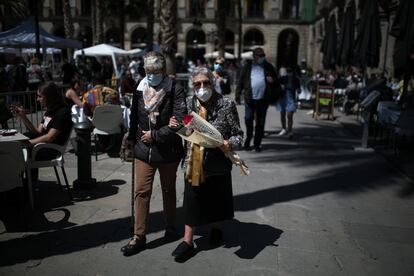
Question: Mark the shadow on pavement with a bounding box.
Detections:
[193,219,282,260]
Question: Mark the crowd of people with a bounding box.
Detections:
[1,47,413,262]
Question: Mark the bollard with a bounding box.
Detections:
[73,121,97,189]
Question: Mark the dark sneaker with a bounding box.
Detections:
[121,236,146,256]
[164,226,179,243]
[209,228,223,246]
[172,241,195,260]
[254,146,262,152]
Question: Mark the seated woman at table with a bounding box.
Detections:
[65,79,83,108]
[11,81,73,161]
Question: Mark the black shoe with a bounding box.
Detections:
[242,145,252,151]
[172,241,195,259]
[254,146,262,152]
[209,228,223,246]
[164,226,178,243]
[121,236,146,256]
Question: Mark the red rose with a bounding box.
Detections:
[183,115,193,125]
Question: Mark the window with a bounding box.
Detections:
[282,0,300,19]
[55,0,63,16]
[131,27,147,48]
[243,28,264,50]
[247,0,264,18]
[81,0,91,16]
[189,0,205,17]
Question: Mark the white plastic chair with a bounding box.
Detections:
[26,132,73,209]
[91,105,123,161]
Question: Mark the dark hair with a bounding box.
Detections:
[38,82,65,112]
[70,79,79,90]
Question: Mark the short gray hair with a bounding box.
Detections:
[143,51,166,72]
[190,66,215,87]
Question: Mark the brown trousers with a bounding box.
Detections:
[134,159,180,237]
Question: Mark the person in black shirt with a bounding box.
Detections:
[11,82,73,159]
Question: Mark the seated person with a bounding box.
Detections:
[11,82,73,162]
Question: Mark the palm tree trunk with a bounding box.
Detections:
[160,0,177,75]
[62,0,74,59]
[91,0,96,44]
[146,0,154,51]
[96,0,104,44]
[119,0,126,48]
[217,0,227,58]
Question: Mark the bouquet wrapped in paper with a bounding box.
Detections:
[176,112,249,175]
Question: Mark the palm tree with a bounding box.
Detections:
[160,0,177,75]
[216,0,227,58]
[91,0,104,44]
[146,0,154,51]
[62,0,74,39]
[0,0,27,31]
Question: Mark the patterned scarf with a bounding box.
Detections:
[185,99,207,186]
[138,76,171,124]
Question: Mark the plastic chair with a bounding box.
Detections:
[26,132,73,209]
[91,105,123,161]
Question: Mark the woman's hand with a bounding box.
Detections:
[168,116,180,129]
[10,105,26,118]
[141,130,152,143]
[219,140,231,153]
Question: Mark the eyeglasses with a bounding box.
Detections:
[254,54,265,58]
[215,62,223,65]
[193,80,211,88]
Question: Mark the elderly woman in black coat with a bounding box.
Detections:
[169,67,243,260]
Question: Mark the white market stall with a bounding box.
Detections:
[203,51,235,59]
[73,44,129,78]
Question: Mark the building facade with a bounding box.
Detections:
[2,0,317,68]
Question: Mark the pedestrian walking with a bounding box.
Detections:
[276,65,300,138]
[121,52,186,257]
[168,67,243,261]
[235,47,280,152]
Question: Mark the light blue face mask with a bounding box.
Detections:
[147,74,164,87]
[257,57,265,65]
[214,63,223,71]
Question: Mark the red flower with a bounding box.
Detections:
[183,115,193,125]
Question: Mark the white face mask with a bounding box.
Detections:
[195,87,213,102]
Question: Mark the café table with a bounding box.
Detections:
[0,130,30,142]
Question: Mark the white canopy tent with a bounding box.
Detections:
[203,51,235,59]
[241,51,253,60]
[127,48,144,56]
[73,44,129,78]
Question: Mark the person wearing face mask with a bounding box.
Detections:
[235,47,280,152]
[276,65,300,138]
[121,51,186,256]
[212,57,231,95]
[168,67,243,261]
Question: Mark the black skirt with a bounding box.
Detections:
[183,172,234,227]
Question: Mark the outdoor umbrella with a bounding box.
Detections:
[337,0,356,67]
[321,14,337,70]
[353,0,381,69]
[390,0,414,77]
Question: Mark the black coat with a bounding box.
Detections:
[128,80,186,163]
[235,60,281,105]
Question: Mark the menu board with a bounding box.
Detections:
[314,86,335,120]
